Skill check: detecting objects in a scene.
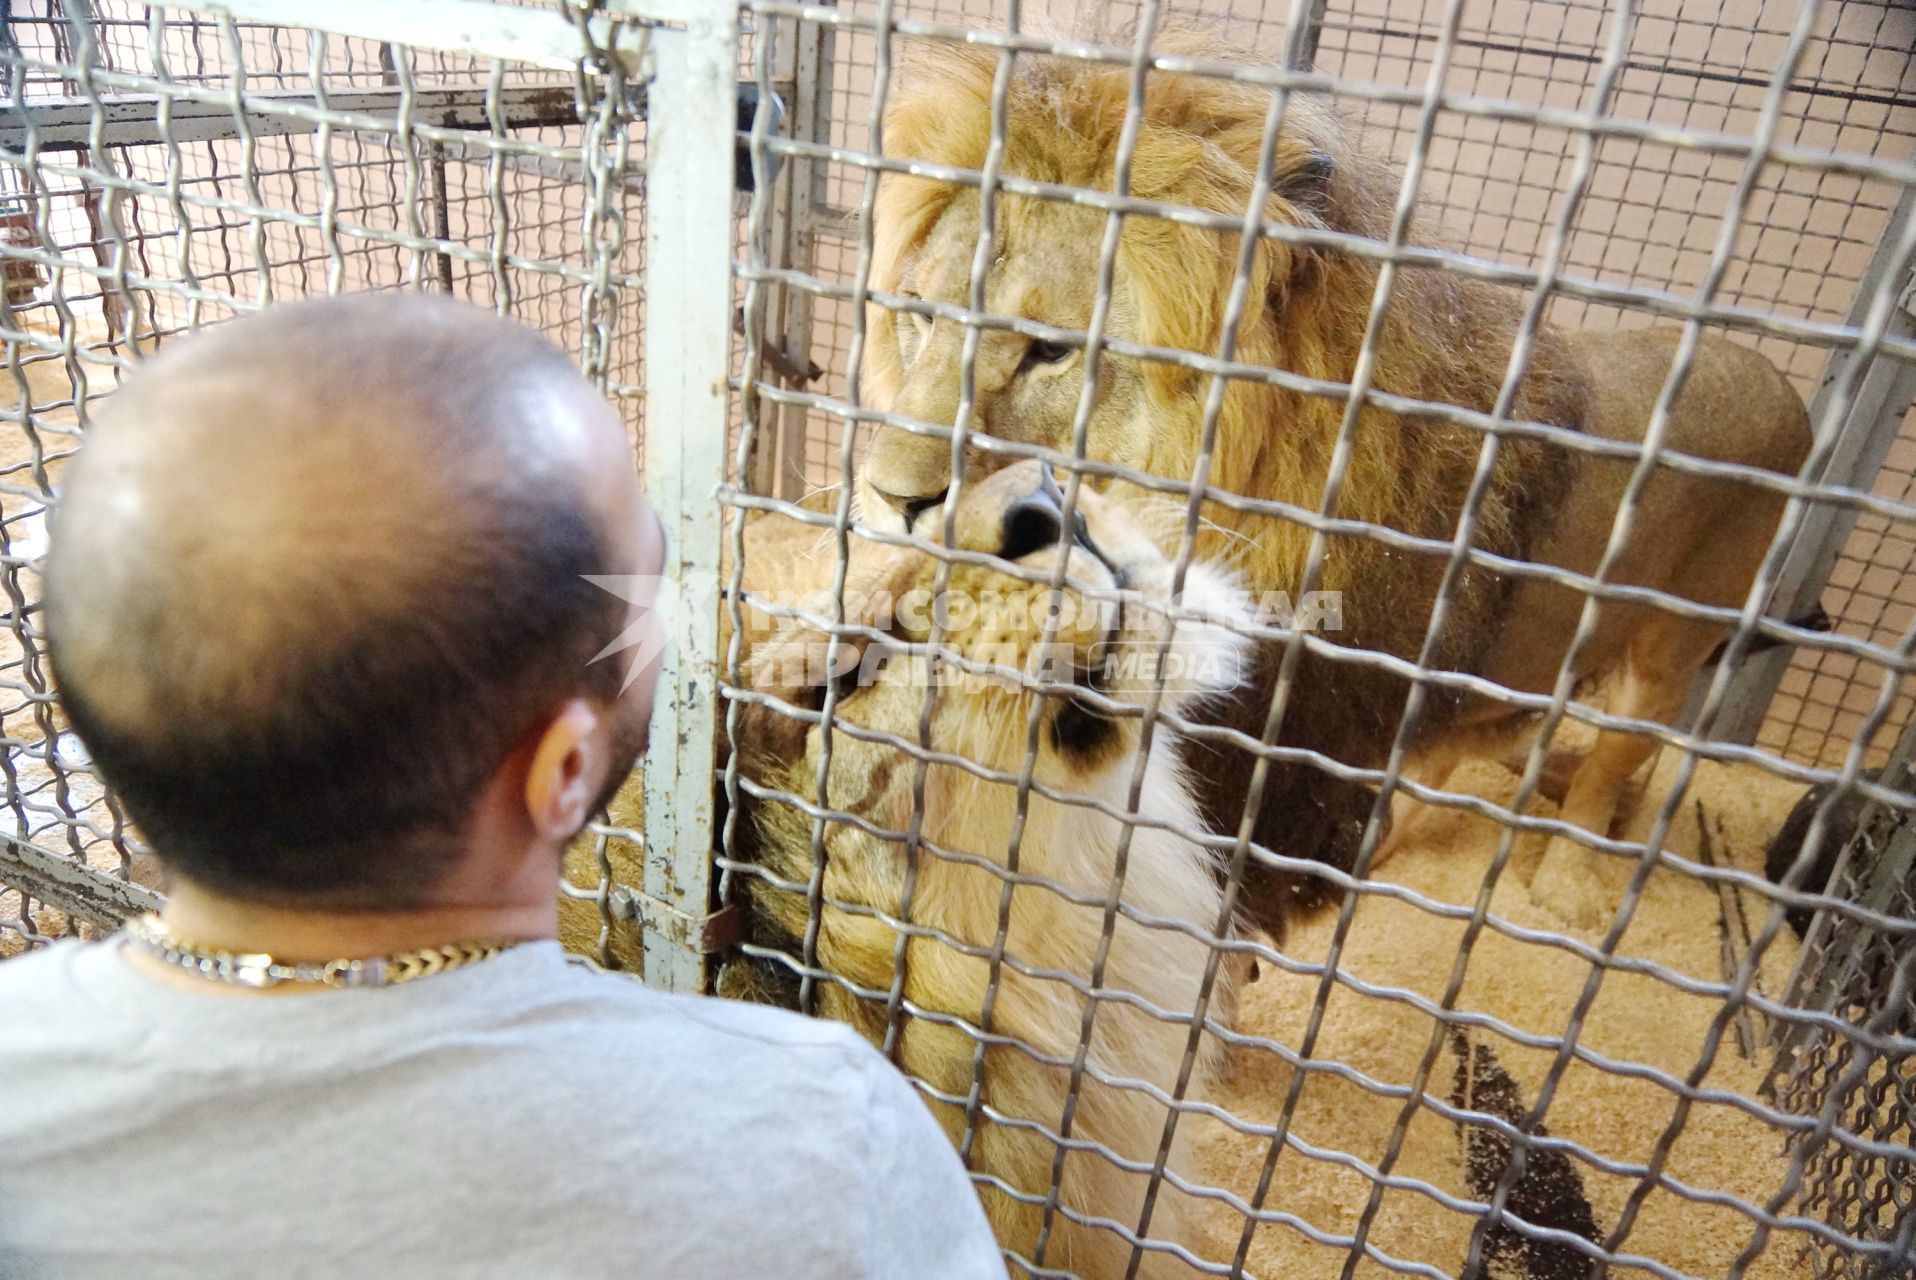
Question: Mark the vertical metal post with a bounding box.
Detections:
[743,12,792,498]
[427,140,455,294]
[636,2,734,994]
[1288,0,1329,69]
[52,0,127,340]
[742,7,832,500]
[1710,187,1916,746]
[771,8,831,501]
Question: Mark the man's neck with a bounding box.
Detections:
[120,880,558,996]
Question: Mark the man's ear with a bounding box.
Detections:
[524,699,604,839]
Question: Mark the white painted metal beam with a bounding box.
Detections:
[0,85,581,151]
[639,8,736,994]
[169,0,648,72]
[0,837,161,930]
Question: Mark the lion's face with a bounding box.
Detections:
[858,191,1153,538]
[729,460,1246,918]
[854,42,1348,553]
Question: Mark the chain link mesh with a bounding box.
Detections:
[720,3,1916,1276]
[5,2,1916,1278]
[0,0,647,959]
[1764,714,1916,1277]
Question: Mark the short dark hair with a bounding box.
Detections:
[57,495,624,907]
[47,296,630,909]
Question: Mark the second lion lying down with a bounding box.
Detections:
[718,461,1251,1277]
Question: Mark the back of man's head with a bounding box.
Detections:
[47,294,635,908]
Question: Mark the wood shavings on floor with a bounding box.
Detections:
[1189,736,1817,1279]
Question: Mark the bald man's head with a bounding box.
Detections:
[48,294,651,907]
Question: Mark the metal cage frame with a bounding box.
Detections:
[3,1,1915,1277]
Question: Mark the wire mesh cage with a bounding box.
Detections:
[5,0,1916,1277]
[1763,713,1916,1277]
[0,0,654,954]
[720,1,1916,1275]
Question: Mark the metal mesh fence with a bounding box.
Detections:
[5,1,1916,1278]
[723,1,1916,1276]
[0,0,648,957]
[1765,714,1916,1277]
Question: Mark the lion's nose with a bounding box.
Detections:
[872,485,947,524]
[999,468,1066,561]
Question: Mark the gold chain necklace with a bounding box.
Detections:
[120,912,520,990]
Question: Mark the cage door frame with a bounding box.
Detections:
[634,2,736,994]
[1709,187,1916,747]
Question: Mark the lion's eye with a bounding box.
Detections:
[792,646,871,713]
[901,291,932,342]
[1018,337,1075,373]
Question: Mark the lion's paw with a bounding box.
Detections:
[1528,836,1617,931]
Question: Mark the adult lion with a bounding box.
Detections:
[858,35,1811,929]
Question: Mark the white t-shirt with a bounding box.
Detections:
[0,938,1005,1279]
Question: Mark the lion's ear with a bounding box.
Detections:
[1274,145,1335,219]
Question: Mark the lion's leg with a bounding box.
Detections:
[1383,732,1473,862]
[1384,707,1540,863]
[1529,619,1717,928]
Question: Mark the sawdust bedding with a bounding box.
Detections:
[1188,733,1818,1280]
